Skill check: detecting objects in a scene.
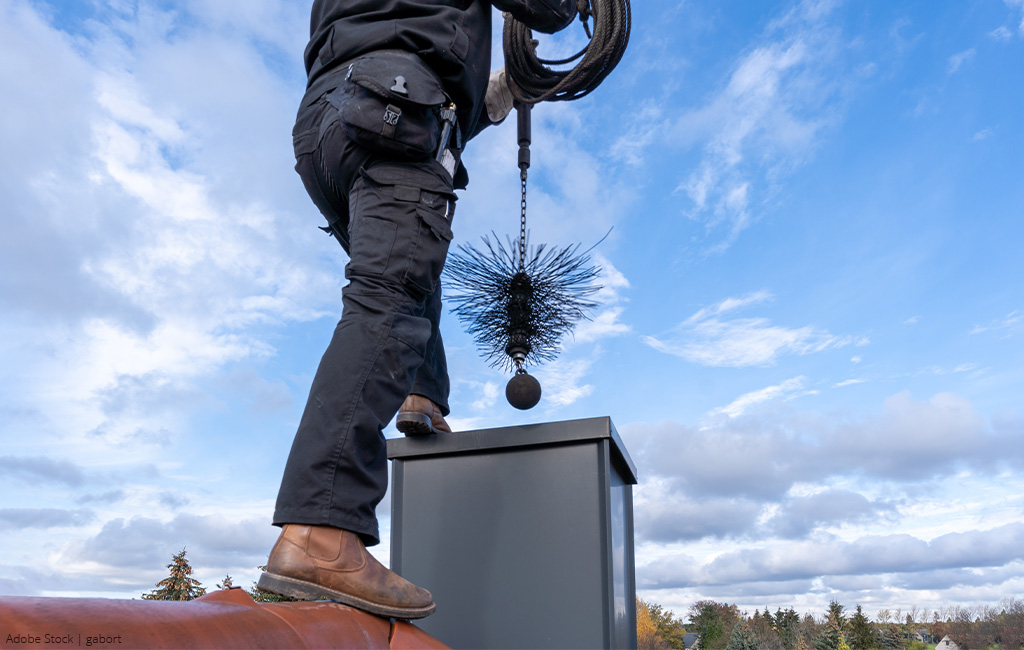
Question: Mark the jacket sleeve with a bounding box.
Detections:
[491,0,577,34]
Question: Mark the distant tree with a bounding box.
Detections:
[142,548,206,601]
[638,599,672,650]
[750,608,785,650]
[726,620,760,650]
[905,606,922,638]
[946,606,978,650]
[690,601,726,650]
[216,575,234,590]
[931,609,948,644]
[996,597,1024,650]
[816,604,846,650]
[775,608,801,650]
[828,602,847,632]
[971,604,1006,650]
[849,605,876,650]
[647,601,687,650]
[749,610,775,650]
[800,613,824,650]
[882,624,905,650]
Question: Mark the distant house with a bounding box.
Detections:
[915,629,939,644]
[904,630,926,644]
[683,633,701,649]
[936,635,960,650]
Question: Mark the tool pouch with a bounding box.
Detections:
[328,51,449,160]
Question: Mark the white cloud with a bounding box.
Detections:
[0,508,97,530]
[707,376,809,419]
[634,479,762,542]
[50,512,278,593]
[947,48,976,75]
[622,390,1023,521]
[644,292,856,367]
[990,25,1013,40]
[470,382,500,411]
[536,357,595,408]
[573,306,632,344]
[761,489,897,539]
[1006,0,1024,35]
[0,0,339,460]
[834,378,866,388]
[627,1,856,253]
[970,128,993,142]
[0,456,88,487]
[971,310,1023,335]
[572,255,632,344]
[637,524,1024,603]
[699,523,1024,585]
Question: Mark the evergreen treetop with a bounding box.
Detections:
[142,548,206,601]
[816,603,846,650]
[725,620,759,650]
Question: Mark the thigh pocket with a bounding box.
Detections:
[403,203,454,297]
[349,163,456,297]
[348,212,398,277]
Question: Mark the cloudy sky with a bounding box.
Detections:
[2,0,1023,619]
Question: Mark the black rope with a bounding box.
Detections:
[502,0,631,104]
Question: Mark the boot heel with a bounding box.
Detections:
[257,572,325,601]
[396,412,437,436]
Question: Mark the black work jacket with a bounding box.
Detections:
[304,0,576,141]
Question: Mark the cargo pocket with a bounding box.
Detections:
[349,162,456,298]
[347,211,399,278]
[403,202,454,297]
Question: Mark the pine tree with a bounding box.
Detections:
[776,608,801,650]
[882,624,905,650]
[750,608,783,650]
[725,620,760,650]
[816,603,846,650]
[849,605,876,650]
[142,548,206,601]
[828,601,848,633]
[216,575,234,590]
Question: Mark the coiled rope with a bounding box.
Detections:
[502,0,631,104]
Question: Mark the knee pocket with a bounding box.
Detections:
[346,163,455,299]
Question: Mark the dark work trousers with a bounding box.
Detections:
[273,85,456,546]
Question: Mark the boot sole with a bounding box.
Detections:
[257,572,436,619]
[396,412,439,436]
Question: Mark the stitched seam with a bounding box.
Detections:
[322,309,396,522]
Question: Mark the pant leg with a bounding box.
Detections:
[276,112,456,543]
[409,266,451,416]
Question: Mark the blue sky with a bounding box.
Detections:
[2,0,1023,619]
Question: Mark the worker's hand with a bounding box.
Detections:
[485,68,514,123]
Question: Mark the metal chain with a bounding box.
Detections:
[519,169,528,271]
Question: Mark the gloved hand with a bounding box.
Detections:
[485,68,515,123]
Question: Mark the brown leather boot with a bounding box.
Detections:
[257,524,435,619]
[395,394,451,436]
